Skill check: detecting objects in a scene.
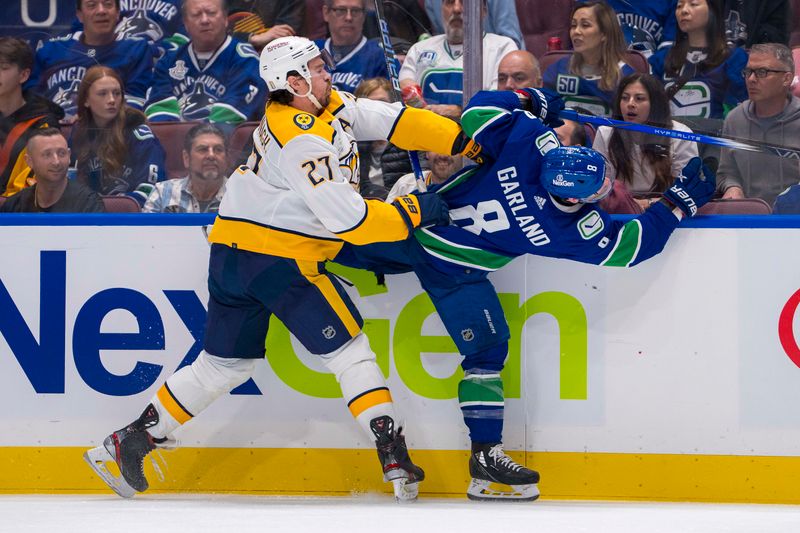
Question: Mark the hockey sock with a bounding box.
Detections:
[147,351,256,439]
[458,371,504,444]
[323,333,398,441]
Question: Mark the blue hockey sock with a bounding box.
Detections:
[458,372,504,444]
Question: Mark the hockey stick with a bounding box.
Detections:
[373,0,426,189]
[560,108,800,160]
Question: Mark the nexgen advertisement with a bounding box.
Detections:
[1,219,800,501]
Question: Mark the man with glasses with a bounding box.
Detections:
[315,0,392,94]
[718,43,800,205]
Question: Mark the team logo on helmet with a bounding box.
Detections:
[294,113,315,130]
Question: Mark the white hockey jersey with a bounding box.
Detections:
[399,33,518,106]
[207,90,465,262]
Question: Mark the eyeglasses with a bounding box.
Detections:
[741,68,790,79]
[327,6,366,17]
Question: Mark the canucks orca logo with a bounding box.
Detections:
[622,24,656,56]
[180,82,216,120]
[53,79,82,116]
[116,9,164,41]
[294,113,314,130]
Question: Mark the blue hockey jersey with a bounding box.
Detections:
[27,33,154,119]
[649,46,748,119]
[71,0,188,54]
[316,37,392,95]
[416,90,681,273]
[543,57,636,117]
[601,0,678,56]
[71,123,166,205]
[145,36,265,124]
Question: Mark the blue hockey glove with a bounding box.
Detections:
[662,157,717,217]
[515,87,565,128]
[393,191,450,231]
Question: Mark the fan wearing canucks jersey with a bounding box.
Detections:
[595,0,679,57]
[399,0,516,120]
[335,87,717,502]
[544,2,639,118]
[144,0,265,124]
[26,0,154,120]
[649,0,748,119]
[313,0,393,95]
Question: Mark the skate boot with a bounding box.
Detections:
[83,403,169,498]
[467,443,540,502]
[370,415,425,502]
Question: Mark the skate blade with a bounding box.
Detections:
[83,446,137,499]
[391,478,419,502]
[466,479,539,502]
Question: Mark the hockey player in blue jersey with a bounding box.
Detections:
[335,87,717,501]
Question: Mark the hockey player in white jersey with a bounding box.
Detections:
[84,36,479,501]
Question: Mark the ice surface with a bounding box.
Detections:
[1,495,799,533]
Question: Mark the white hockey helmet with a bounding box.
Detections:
[259,36,333,92]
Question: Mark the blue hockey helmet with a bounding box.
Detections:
[540,146,613,203]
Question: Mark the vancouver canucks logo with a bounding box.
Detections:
[621,23,656,56]
[180,82,215,120]
[116,9,164,41]
[294,113,315,130]
[53,79,82,116]
[169,60,188,80]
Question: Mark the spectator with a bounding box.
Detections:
[0,128,104,213]
[26,0,155,120]
[718,43,799,205]
[354,77,413,198]
[315,0,392,94]
[723,0,790,48]
[593,0,679,57]
[543,1,635,117]
[0,37,64,198]
[229,0,304,51]
[400,0,517,121]
[71,0,189,53]
[144,123,227,213]
[385,150,461,202]
[425,0,524,49]
[363,0,432,44]
[145,0,266,125]
[593,72,698,213]
[497,50,542,91]
[555,119,588,146]
[650,0,748,120]
[72,65,166,205]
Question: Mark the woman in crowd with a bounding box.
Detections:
[71,66,166,205]
[593,72,699,214]
[543,1,636,117]
[649,0,747,120]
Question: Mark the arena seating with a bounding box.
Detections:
[228,122,258,168]
[101,195,141,213]
[697,198,772,215]
[148,121,204,179]
[515,0,573,58]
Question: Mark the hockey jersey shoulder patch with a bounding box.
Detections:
[132,124,156,141]
[266,102,334,147]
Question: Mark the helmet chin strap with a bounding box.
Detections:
[287,81,324,112]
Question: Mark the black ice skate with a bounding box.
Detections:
[370,415,425,502]
[83,403,168,498]
[467,443,540,502]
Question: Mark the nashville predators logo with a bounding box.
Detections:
[294,113,315,130]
